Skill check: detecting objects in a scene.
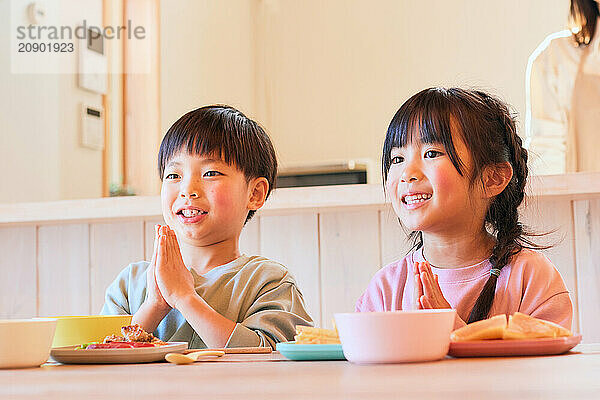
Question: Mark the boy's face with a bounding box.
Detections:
[160,150,259,247]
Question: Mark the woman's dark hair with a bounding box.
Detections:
[382,87,546,323]
[570,0,599,46]
[158,105,277,223]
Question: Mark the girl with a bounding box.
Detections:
[356,88,573,330]
[526,0,600,175]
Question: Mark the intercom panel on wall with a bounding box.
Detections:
[78,25,107,94]
[81,104,104,150]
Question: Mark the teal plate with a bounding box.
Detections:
[276,341,346,361]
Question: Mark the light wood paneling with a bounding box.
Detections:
[90,221,144,314]
[379,205,413,266]
[38,224,90,316]
[1,181,597,342]
[320,210,381,328]
[573,199,600,343]
[144,218,165,261]
[260,213,321,326]
[240,216,260,256]
[0,226,36,318]
[520,196,579,333]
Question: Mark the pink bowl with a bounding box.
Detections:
[334,309,456,364]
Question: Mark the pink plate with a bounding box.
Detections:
[448,335,582,357]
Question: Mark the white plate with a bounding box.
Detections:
[50,342,188,364]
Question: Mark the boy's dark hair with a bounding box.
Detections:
[570,0,599,46]
[158,105,277,223]
[382,87,547,323]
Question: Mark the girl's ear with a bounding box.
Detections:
[246,177,269,211]
[482,162,513,198]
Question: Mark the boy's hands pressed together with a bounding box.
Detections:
[414,261,452,310]
[145,225,171,313]
[131,225,173,333]
[134,224,236,347]
[155,225,197,310]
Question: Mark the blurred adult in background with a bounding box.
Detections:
[526,0,600,175]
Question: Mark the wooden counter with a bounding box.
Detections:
[1,172,600,225]
[1,172,600,343]
[2,347,600,399]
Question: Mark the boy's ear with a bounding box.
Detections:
[482,162,513,198]
[246,177,269,211]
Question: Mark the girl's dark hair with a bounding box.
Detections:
[382,87,546,323]
[570,0,599,46]
[158,105,277,223]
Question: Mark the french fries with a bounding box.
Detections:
[294,325,341,344]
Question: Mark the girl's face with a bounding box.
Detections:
[386,131,487,236]
[160,150,253,247]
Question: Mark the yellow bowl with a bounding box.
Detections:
[41,315,132,347]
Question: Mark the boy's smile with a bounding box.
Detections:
[176,205,208,223]
[160,150,253,248]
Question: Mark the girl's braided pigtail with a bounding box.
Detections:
[467,95,529,323]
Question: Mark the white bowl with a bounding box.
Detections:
[0,319,57,369]
[334,309,456,364]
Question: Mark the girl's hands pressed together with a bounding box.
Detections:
[414,261,452,310]
[145,225,171,313]
[154,225,197,310]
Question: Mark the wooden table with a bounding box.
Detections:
[2,346,600,399]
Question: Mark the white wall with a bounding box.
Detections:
[252,0,569,180]
[160,0,257,134]
[2,0,570,203]
[1,0,61,203]
[57,1,104,200]
[0,0,104,203]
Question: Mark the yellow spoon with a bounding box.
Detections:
[165,350,225,365]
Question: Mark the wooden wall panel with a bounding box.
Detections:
[573,200,600,343]
[379,205,413,266]
[0,226,36,318]
[260,213,321,326]
[239,216,260,256]
[144,218,165,261]
[521,197,579,333]
[90,221,144,314]
[38,224,90,316]
[319,210,381,328]
[1,191,593,341]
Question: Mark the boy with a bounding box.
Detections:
[101,105,313,349]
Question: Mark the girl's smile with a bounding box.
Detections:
[401,192,433,209]
[386,133,486,236]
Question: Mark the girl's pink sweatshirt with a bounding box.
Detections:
[355,247,573,330]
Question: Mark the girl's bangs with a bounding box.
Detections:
[387,104,452,149]
[383,88,465,179]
